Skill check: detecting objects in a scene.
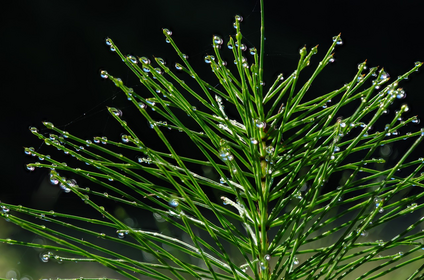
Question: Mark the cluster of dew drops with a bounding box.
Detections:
[28,15,424,259]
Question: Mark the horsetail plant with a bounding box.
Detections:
[2,0,424,279]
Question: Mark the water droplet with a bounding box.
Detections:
[139,56,150,64]
[61,183,71,193]
[105,38,112,46]
[215,95,222,103]
[295,191,303,200]
[85,139,92,147]
[101,136,108,144]
[265,146,275,154]
[127,55,137,64]
[380,70,389,80]
[227,41,233,49]
[163,28,172,36]
[374,196,383,208]
[255,119,266,128]
[249,47,257,55]
[213,35,223,45]
[407,203,417,213]
[169,198,179,207]
[50,176,59,185]
[109,108,123,117]
[146,100,156,107]
[219,147,234,161]
[121,135,129,143]
[40,253,50,263]
[175,63,183,70]
[1,206,10,213]
[204,55,215,64]
[156,57,166,65]
[235,15,243,22]
[24,147,33,155]
[100,70,108,79]
[397,89,406,99]
[26,164,35,171]
[136,102,146,109]
[250,138,258,145]
[376,239,384,246]
[332,35,343,45]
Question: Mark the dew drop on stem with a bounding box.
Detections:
[26,164,35,171]
[139,56,150,64]
[374,196,383,208]
[1,206,10,213]
[213,35,223,45]
[100,70,108,79]
[40,253,50,263]
[121,135,129,143]
[127,55,137,64]
[169,198,179,207]
[397,90,406,99]
[332,35,343,45]
[250,138,258,145]
[163,28,172,36]
[235,15,243,22]
[204,55,215,64]
[254,119,265,129]
[109,108,123,117]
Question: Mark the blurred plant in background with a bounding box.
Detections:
[1,0,424,279]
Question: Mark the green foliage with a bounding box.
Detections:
[2,1,424,279]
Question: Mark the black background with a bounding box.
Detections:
[1,0,424,278]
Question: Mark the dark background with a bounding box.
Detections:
[1,0,424,278]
